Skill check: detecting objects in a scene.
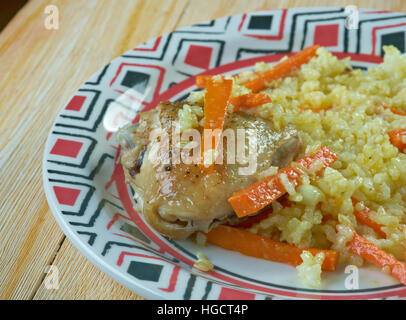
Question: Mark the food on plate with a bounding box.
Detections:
[118,101,302,240]
[204,225,338,271]
[118,44,406,288]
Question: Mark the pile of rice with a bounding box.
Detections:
[185,46,406,288]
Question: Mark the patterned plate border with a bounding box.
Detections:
[43,7,406,300]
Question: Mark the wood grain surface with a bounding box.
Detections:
[1,0,405,300]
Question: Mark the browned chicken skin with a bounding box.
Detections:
[118,101,302,239]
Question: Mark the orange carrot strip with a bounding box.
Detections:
[228,146,337,218]
[199,77,233,171]
[206,225,339,271]
[351,198,386,239]
[383,106,406,116]
[388,129,406,153]
[347,233,406,285]
[230,93,271,111]
[232,196,292,229]
[244,45,320,93]
[195,75,212,88]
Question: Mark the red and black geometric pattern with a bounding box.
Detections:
[43,8,406,300]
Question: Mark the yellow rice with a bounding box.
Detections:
[249,46,406,271]
[185,46,406,287]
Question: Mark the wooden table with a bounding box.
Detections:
[1,0,405,300]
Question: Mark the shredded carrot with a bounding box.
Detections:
[230,93,271,111]
[195,75,213,88]
[347,233,406,285]
[198,77,233,171]
[195,75,235,88]
[205,225,338,271]
[388,129,406,153]
[228,146,337,218]
[351,198,386,238]
[243,45,320,93]
[383,106,406,116]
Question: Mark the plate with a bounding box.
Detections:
[43,7,406,300]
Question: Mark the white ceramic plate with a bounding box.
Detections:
[43,7,406,299]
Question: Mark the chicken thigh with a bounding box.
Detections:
[118,101,302,239]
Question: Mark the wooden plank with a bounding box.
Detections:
[0,0,188,299]
[32,238,145,300]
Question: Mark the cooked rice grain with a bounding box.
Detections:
[250,46,406,269]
